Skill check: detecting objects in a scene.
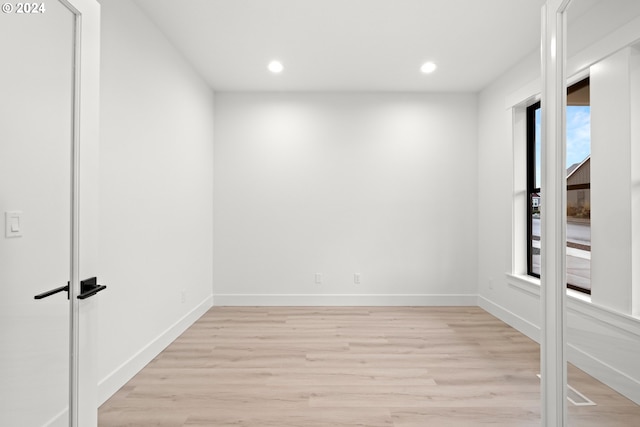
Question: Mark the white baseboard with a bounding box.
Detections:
[477,295,541,342]
[568,343,640,405]
[213,293,478,306]
[97,295,213,406]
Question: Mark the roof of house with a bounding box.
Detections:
[567,155,590,180]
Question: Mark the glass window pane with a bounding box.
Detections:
[530,192,541,276]
[527,81,592,293]
[566,104,591,292]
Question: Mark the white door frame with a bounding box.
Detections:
[541,0,571,425]
[61,0,100,425]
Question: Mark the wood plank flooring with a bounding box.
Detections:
[99,306,640,426]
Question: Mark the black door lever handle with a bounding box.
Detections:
[34,277,106,300]
[34,284,69,300]
[77,277,107,300]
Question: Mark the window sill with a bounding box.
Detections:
[505,273,593,302]
[567,288,592,303]
[505,273,541,297]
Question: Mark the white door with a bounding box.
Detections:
[0,0,100,426]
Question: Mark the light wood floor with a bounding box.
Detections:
[99,306,640,426]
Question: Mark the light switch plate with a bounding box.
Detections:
[5,211,22,238]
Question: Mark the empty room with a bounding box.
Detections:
[1,0,640,426]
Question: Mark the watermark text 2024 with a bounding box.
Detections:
[2,3,46,14]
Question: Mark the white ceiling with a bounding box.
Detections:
[133,0,545,92]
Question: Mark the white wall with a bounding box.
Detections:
[591,48,633,313]
[97,0,214,404]
[213,93,477,306]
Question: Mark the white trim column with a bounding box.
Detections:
[62,0,101,425]
[632,46,640,317]
[541,1,569,425]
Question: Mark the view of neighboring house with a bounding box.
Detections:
[531,192,540,213]
[529,155,590,219]
[567,155,590,220]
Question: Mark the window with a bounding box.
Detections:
[526,101,541,278]
[527,78,591,293]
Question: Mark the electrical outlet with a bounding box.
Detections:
[315,273,322,284]
[488,277,494,290]
[354,273,361,284]
[181,290,187,303]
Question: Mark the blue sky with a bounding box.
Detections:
[534,105,590,188]
[566,106,591,167]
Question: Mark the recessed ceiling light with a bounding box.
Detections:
[420,61,437,74]
[268,60,284,74]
